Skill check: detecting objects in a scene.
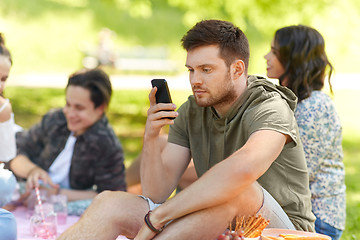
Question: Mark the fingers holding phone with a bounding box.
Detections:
[150,79,178,120]
[145,80,177,139]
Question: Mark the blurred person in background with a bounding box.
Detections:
[265,25,346,240]
[97,27,116,67]
[8,68,126,215]
[0,32,17,240]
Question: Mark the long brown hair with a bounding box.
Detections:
[0,33,12,65]
[274,25,333,102]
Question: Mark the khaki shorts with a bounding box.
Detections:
[139,195,162,211]
[140,187,296,230]
[257,187,296,230]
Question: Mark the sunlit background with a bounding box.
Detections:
[1,0,359,74]
[1,0,360,237]
[2,0,359,133]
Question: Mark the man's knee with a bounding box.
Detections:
[93,190,127,207]
[232,182,264,216]
[93,190,111,203]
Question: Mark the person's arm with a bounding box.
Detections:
[0,97,12,122]
[177,159,197,190]
[59,188,97,201]
[10,111,59,191]
[136,129,289,239]
[140,87,189,202]
[9,154,57,190]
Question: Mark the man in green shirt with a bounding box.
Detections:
[59,19,315,240]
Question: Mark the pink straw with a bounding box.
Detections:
[35,187,51,239]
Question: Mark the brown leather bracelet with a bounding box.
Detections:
[144,210,163,234]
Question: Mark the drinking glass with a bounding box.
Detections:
[30,203,57,239]
[51,194,68,225]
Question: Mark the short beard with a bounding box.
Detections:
[194,71,237,108]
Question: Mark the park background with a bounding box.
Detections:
[1,0,359,238]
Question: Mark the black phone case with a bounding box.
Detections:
[151,79,175,119]
[151,79,173,104]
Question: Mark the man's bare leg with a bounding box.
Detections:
[154,182,263,240]
[58,191,149,240]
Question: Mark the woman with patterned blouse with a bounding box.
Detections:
[264,25,346,239]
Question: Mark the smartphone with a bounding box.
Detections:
[151,79,173,104]
[151,79,175,119]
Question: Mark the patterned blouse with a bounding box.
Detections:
[295,91,346,230]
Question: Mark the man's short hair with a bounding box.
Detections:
[181,19,249,71]
[67,68,112,108]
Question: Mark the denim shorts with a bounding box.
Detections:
[315,217,343,240]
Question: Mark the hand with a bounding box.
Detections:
[3,191,31,210]
[26,166,59,192]
[135,210,165,240]
[134,223,157,240]
[145,87,178,139]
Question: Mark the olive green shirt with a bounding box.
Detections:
[168,75,315,231]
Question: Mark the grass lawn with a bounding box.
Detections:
[5,86,360,239]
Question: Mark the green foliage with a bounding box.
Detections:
[6,87,65,127]
[1,0,188,73]
[1,0,359,74]
[342,136,360,239]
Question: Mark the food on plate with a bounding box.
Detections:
[217,215,269,240]
[263,236,284,240]
[279,234,331,240]
[261,229,331,240]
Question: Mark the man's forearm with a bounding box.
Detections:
[9,154,38,179]
[140,136,175,202]
[149,155,252,230]
[151,130,286,227]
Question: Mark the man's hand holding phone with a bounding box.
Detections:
[145,79,178,139]
[151,79,177,120]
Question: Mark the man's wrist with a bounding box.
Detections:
[143,132,158,143]
[27,165,40,178]
[144,210,164,234]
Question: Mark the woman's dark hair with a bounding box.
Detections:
[274,25,333,102]
[0,33,12,65]
[181,19,249,73]
[66,68,112,108]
